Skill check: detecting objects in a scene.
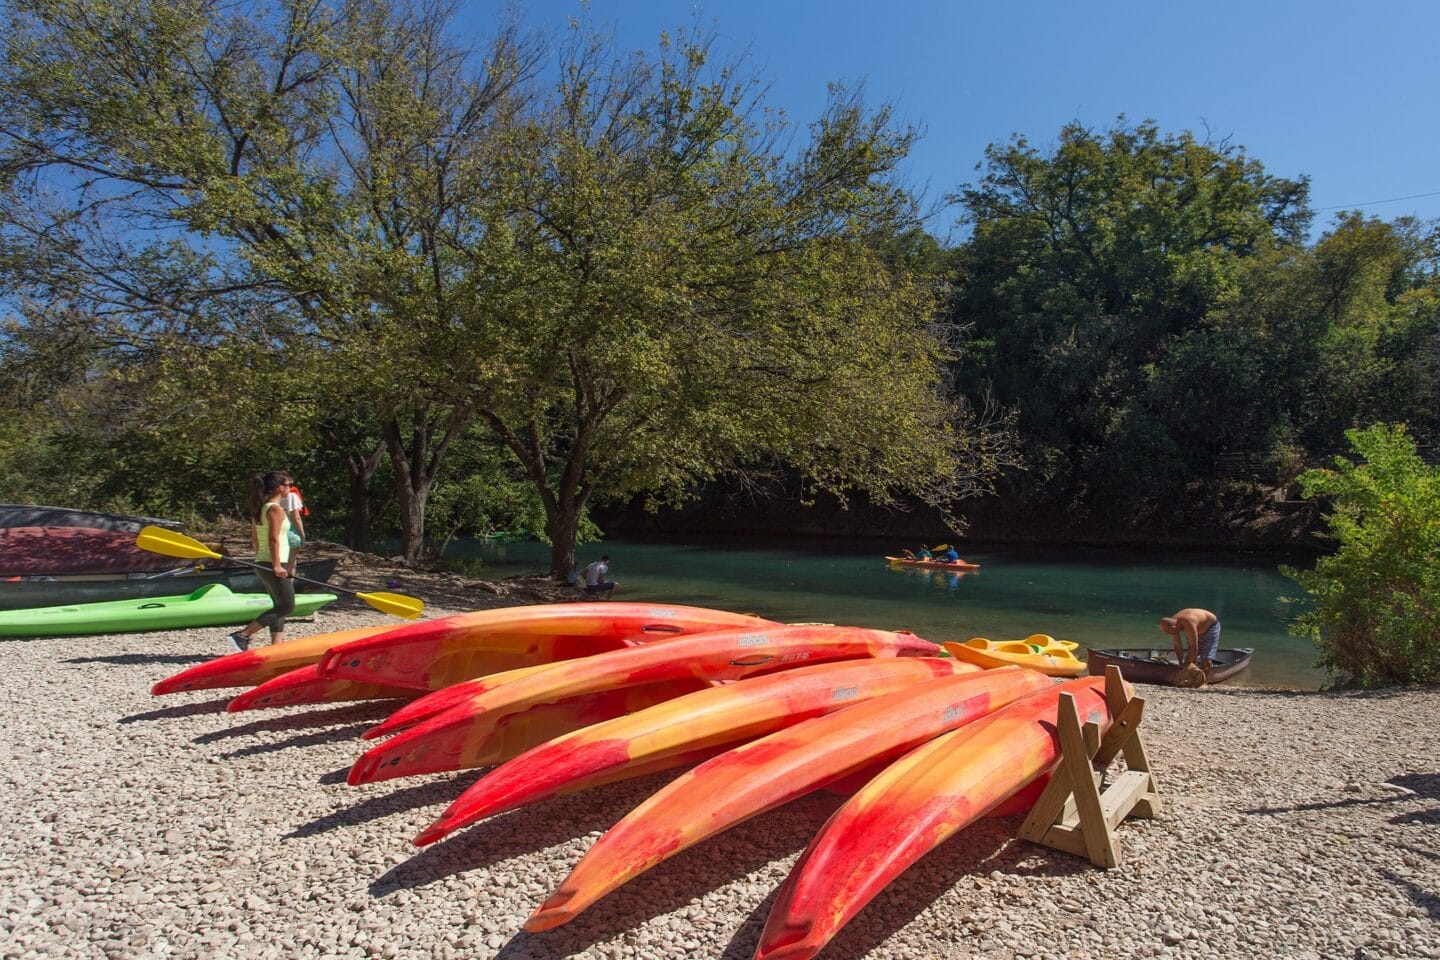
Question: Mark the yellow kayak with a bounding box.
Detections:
[942,637,1087,677]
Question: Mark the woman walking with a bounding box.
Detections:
[227,470,296,651]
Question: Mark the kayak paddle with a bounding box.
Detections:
[135,525,423,619]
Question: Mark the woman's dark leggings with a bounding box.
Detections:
[254,569,296,631]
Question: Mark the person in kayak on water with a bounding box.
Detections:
[1159,607,1220,671]
[934,544,966,565]
[226,470,297,652]
[581,556,616,598]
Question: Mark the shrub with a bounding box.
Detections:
[1282,423,1440,687]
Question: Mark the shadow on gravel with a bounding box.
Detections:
[288,773,479,839]
[492,796,845,960]
[220,722,373,759]
[751,820,1089,960]
[65,653,212,666]
[119,698,229,724]
[192,701,396,745]
[1381,868,1440,921]
[1243,772,1440,818]
[370,791,639,899]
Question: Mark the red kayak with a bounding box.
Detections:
[1,526,185,576]
[755,678,1117,960]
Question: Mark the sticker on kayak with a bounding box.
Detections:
[736,634,771,648]
[645,608,679,618]
[830,685,859,701]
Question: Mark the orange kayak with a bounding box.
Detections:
[226,663,420,712]
[523,666,1052,931]
[151,624,397,695]
[155,601,769,698]
[414,656,977,846]
[754,677,1117,960]
[315,602,779,691]
[944,638,1087,677]
[349,624,939,786]
[884,555,980,571]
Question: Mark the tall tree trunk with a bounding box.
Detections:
[381,405,470,562]
[343,442,385,550]
[546,499,580,580]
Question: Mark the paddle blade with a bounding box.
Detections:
[135,525,224,561]
[357,591,424,619]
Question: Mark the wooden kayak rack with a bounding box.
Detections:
[1018,664,1159,868]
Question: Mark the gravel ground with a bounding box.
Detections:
[2,594,1438,960]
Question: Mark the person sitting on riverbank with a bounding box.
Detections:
[581,556,616,598]
[1160,607,1220,673]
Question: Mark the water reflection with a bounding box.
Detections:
[441,536,1323,689]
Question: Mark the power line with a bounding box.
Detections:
[1312,189,1440,212]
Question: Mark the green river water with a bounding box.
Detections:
[442,536,1325,690]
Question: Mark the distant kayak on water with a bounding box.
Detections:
[884,555,981,571]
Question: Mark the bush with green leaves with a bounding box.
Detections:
[1282,424,1440,687]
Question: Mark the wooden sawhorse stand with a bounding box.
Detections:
[1018,665,1160,868]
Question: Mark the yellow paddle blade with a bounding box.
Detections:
[136,525,225,561]
[357,591,424,620]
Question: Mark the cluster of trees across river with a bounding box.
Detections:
[0,2,1435,602]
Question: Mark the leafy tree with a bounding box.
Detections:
[1,2,1013,573]
[948,119,1310,515]
[1282,424,1440,687]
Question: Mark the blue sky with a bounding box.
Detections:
[509,0,1440,242]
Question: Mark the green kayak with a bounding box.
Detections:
[0,583,337,637]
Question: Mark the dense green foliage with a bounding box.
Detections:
[1282,425,1440,687]
[0,0,1014,573]
[947,121,1439,525]
[0,2,1436,611]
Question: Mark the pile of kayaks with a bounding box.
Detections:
[154,602,1124,959]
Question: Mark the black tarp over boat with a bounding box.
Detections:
[0,504,182,533]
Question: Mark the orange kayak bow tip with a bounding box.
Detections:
[524,893,579,932]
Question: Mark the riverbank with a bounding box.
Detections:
[2,558,1437,960]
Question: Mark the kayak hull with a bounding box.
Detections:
[1,526,200,577]
[151,622,395,695]
[1,559,337,611]
[353,678,714,783]
[0,583,335,637]
[416,656,975,845]
[884,556,980,571]
[315,602,781,691]
[943,638,1087,677]
[1086,647,1254,685]
[351,625,939,785]
[524,666,1054,931]
[226,664,421,712]
[754,678,1115,960]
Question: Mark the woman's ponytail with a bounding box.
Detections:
[247,470,290,523]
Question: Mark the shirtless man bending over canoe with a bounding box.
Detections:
[1159,607,1220,670]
